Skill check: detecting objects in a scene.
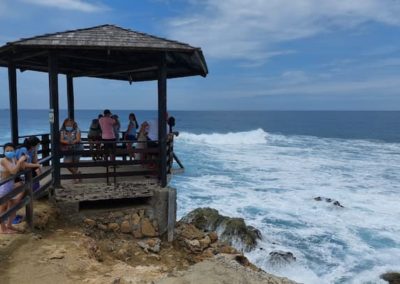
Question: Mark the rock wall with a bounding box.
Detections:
[82,208,159,238]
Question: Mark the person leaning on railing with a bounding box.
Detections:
[125,112,139,157]
[88,118,102,161]
[60,118,84,183]
[99,109,117,161]
[16,136,42,192]
[0,143,27,234]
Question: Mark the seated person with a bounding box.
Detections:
[60,118,83,183]
[135,121,149,161]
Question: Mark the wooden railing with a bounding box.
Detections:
[1,132,183,188]
[58,134,178,183]
[59,140,160,184]
[0,155,53,230]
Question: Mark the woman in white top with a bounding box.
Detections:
[0,143,26,234]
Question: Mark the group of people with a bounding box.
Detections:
[0,110,176,233]
[59,109,175,179]
[86,109,167,159]
[0,137,42,234]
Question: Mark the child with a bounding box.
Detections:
[125,113,139,155]
[0,143,27,234]
[135,121,149,161]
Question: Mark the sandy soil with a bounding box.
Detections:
[0,200,295,284]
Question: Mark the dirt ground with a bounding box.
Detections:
[0,200,295,284]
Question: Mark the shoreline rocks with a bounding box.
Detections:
[180,208,262,251]
[381,272,400,284]
[314,196,344,207]
[268,250,296,268]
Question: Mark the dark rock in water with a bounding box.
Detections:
[333,201,344,208]
[181,208,262,252]
[268,250,296,268]
[314,197,344,207]
[381,272,400,284]
[182,208,222,232]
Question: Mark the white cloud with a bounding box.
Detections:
[21,0,107,12]
[260,76,400,96]
[167,0,400,62]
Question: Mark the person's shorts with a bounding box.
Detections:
[0,180,14,198]
[126,135,137,142]
[103,139,116,151]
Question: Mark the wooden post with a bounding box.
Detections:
[158,52,167,187]
[48,52,61,188]
[66,74,75,120]
[8,63,19,145]
[41,134,50,166]
[24,170,34,230]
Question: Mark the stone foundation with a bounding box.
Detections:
[83,207,160,238]
[55,184,176,239]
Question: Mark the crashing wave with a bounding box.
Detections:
[179,128,268,145]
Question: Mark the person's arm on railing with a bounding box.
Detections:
[1,155,27,175]
[23,162,41,170]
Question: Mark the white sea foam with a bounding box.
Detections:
[179,128,267,145]
[172,129,400,284]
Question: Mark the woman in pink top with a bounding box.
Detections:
[99,109,116,160]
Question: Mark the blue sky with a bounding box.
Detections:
[0,0,400,110]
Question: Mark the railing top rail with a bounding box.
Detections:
[18,133,50,139]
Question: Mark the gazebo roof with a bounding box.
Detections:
[0,24,208,81]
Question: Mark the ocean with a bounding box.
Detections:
[1,110,400,284]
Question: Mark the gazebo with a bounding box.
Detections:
[0,24,208,188]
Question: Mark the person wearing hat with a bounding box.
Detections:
[99,109,117,160]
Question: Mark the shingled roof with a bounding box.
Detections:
[0,24,208,81]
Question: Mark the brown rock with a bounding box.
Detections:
[34,212,49,230]
[381,272,400,284]
[138,238,161,253]
[132,224,143,238]
[139,209,145,218]
[120,221,131,233]
[184,239,202,254]
[116,248,130,260]
[131,213,141,225]
[208,232,218,243]
[201,248,215,258]
[108,223,119,232]
[199,235,211,249]
[141,218,157,237]
[219,245,238,254]
[113,212,124,218]
[148,253,161,261]
[84,218,96,227]
[176,223,205,240]
[152,219,159,232]
[97,223,108,231]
